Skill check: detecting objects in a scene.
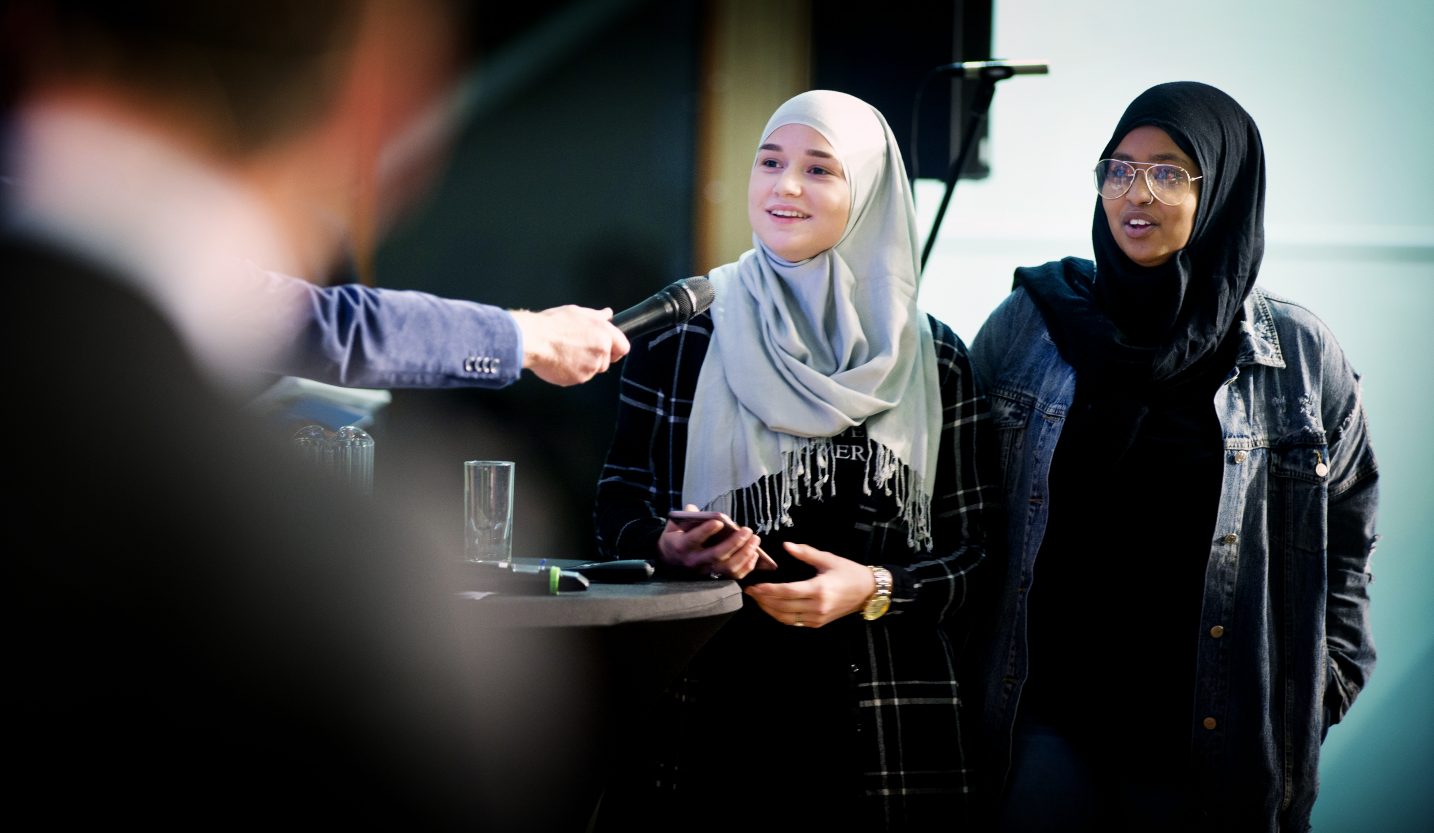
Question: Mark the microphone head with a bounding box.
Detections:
[678,276,715,317]
[611,276,718,339]
[938,59,1050,78]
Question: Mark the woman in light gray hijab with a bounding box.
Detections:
[595,90,994,831]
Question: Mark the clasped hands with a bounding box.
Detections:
[657,504,877,628]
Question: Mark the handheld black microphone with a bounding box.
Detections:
[935,60,1050,80]
[610,277,715,338]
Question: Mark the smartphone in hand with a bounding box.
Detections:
[667,510,778,570]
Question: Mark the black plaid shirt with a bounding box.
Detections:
[594,312,995,830]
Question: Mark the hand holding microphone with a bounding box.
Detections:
[508,277,714,386]
[510,305,630,387]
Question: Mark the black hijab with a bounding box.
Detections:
[1017,81,1266,390]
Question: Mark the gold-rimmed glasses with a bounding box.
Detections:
[1094,158,1203,206]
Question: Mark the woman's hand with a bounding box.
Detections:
[744,542,877,628]
[657,504,764,579]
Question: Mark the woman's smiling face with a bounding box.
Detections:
[1102,125,1201,267]
[748,123,851,262]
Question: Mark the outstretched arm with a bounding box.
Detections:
[256,269,626,389]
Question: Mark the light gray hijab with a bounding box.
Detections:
[682,90,940,550]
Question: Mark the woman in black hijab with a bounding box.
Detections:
[968,82,1379,832]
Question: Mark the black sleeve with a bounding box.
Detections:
[883,318,998,626]
[593,324,703,562]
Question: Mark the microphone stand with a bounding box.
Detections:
[918,69,1009,273]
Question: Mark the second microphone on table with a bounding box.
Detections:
[610,276,715,338]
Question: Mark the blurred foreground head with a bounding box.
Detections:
[2,0,469,274]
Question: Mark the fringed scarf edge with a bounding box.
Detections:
[701,437,933,552]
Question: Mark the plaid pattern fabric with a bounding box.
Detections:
[594,312,995,829]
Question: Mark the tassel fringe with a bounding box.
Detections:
[704,438,932,551]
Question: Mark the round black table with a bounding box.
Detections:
[460,572,741,627]
[452,560,742,832]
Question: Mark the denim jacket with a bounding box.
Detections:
[968,276,1379,832]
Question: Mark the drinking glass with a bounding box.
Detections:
[464,460,514,565]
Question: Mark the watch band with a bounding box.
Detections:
[862,565,893,621]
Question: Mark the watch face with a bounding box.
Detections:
[864,595,891,620]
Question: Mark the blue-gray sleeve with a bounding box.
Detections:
[1321,359,1379,728]
[260,271,524,389]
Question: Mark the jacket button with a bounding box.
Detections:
[1209,625,1225,638]
[1222,533,1239,545]
[1202,717,1218,730]
[1233,450,1248,463]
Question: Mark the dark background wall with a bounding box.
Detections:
[811,0,991,180]
[371,0,702,560]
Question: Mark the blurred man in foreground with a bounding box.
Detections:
[2,2,590,826]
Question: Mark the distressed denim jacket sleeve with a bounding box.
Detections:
[1306,308,1379,731]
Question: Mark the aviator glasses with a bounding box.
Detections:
[1094,158,1202,206]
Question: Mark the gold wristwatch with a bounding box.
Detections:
[862,566,893,621]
